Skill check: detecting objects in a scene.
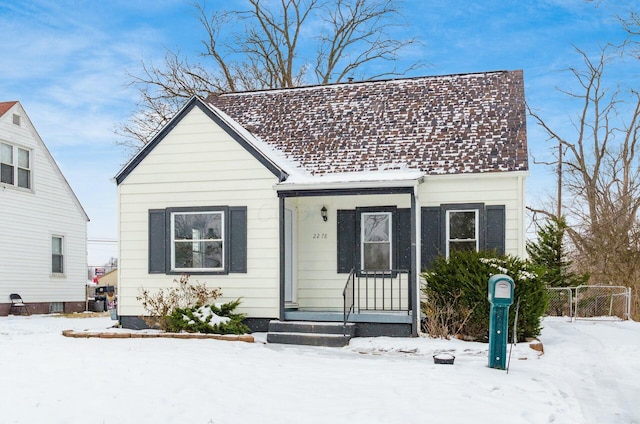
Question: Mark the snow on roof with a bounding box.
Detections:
[207,70,528,177]
[277,169,425,190]
[205,103,309,179]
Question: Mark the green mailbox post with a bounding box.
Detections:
[487,274,514,370]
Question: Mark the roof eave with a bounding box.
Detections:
[275,175,425,192]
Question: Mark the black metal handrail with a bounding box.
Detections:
[342,268,356,333]
[357,269,409,312]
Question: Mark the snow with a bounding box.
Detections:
[186,306,230,326]
[206,103,308,178]
[279,169,425,186]
[1,315,639,424]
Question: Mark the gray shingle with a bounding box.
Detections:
[207,70,528,176]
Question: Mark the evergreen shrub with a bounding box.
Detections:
[137,274,248,332]
[166,299,250,334]
[421,250,549,341]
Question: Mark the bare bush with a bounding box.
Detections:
[136,274,222,331]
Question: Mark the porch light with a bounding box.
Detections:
[321,206,328,222]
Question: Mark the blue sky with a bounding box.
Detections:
[0,0,636,265]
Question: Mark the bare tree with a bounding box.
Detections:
[119,0,422,150]
[528,46,640,318]
[619,8,640,57]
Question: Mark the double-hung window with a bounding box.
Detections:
[1,142,31,189]
[52,236,64,274]
[149,206,247,275]
[446,209,479,256]
[361,212,392,271]
[171,211,224,271]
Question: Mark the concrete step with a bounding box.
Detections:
[266,320,356,347]
[268,320,356,336]
[266,331,352,347]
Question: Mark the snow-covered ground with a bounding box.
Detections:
[1,314,638,424]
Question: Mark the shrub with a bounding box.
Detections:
[421,250,549,341]
[137,274,222,331]
[166,299,250,334]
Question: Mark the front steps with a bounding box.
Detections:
[266,320,356,347]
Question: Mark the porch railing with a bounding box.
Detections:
[343,268,410,329]
[343,268,356,331]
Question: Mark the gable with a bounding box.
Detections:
[208,70,528,176]
[115,98,288,185]
[0,101,88,221]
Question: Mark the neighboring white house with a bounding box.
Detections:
[115,71,528,340]
[0,101,89,315]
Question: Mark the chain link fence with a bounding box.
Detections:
[545,285,632,320]
[547,287,573,318]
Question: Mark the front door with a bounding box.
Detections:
[284,206,297,306]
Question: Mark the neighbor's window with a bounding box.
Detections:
[171,211,224,271]
[446,210,478,256]
[361,212,392,270]
[52,236,64,274]
[1,142,31,189]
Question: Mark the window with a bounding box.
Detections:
[52,236,64,274]
[171,211,224,271]
[12,113,20,126]
[148,206,247,274]
[1,142,31,189]
[361,212,392,270]
[446,210,479,256]
[421,203,506,269]
[337,207,411,274]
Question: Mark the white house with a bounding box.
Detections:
[115,71,528,343]
[0,101,89,315]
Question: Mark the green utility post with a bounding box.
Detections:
[487,274,514,370]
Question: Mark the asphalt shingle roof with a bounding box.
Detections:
[207,70,528,176]
[0,101,18,118]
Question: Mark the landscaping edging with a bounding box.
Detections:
[62,329,254,342]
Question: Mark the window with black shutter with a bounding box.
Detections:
[148,206,247,275]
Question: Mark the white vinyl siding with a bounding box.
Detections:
[291,194,408,311]
[117,105,527,316]
[0,103,88,305]
[118,106,281,318]
[420,172,527,258]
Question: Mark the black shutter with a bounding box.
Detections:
[421,207,441,270]
[396,209,411,270]
[337,210,356,273]
[486,205,505,254]
[148,209,167,273]
[229,207,248,273]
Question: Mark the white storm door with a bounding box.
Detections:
[284,206,298,305]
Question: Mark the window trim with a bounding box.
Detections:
[168,207,227,273]
[51,235,65,276]
[360,211,393,271]
[355,206,397,274]
[445,209,479,257]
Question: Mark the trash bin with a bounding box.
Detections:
[94,299,105,312]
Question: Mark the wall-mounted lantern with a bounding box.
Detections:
[321,206,328,222]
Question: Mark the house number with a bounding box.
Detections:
[313,233,328,239]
